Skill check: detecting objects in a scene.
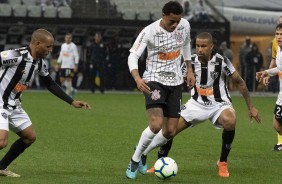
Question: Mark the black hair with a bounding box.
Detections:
[196,32,213,43]
[162,1,183,15]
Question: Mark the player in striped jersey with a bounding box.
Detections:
[0,29,90,177]
[125,1,195,179]
[257,23,282,151]
[145,32,261,178]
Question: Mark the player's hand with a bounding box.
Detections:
[248,107,261,124]
[135,78,150,94]
[186,70,195,89]
[256,71,269,85]
[71,100,91,109]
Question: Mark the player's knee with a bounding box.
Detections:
[0,139,8,149]
[222,115,236,130]
[23,135,37,145]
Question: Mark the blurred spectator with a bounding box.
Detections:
[183,0,194,21]
[89,32,106,94]
[105,38,121,90]
[219,41,233,62]
[239,36,252,81]
[192,0,212,22]
[245,44,263,91]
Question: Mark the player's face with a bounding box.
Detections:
[161,13,182,32]
[36,36,54,59]
[65,35,72,44]
[275,28,282,48]
[195,38,213,63]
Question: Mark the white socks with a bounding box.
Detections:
[143,129,168,156]
[132,126,156,162]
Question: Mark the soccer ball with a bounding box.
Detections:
[154,157,178,179]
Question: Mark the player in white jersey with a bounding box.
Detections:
[256,23,282,151]
[145,32,261,178]
[0,29,90,177]
[57,33,79,97]
[126,1,195,179]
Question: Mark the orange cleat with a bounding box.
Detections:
[217,161,229,178]
[146,164,155,173]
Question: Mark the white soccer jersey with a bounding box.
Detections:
[0,47,49,109]
[130,18,191,86]
[57,42,79,69]
[190,53,236,105]
[276,46,282,105]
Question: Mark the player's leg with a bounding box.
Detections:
[126,82,167,179]
[0,109,36,177]
[215,107,236,178]
[272,104,282,151]
[273,107,282,151]
[126,108,164,179]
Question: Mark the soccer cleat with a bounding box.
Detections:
[272,144,282,151]
[126,160,139,179]
[217,161,229,178]
[138,155,147,175]
[146,165,155,173]
[0,169,20,177]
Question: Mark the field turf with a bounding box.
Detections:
[0,91,280,184]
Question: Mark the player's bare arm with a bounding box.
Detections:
[231,71,261,123]
[131,69,150,94]
[186,60,195,89]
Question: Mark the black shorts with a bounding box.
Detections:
[274,104,282,125]
[60,68,74,78]
[144,81,182,118]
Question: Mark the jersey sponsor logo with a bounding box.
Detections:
[14,83,28,93]
[196,87,213,96]
[63,52,70,57]
[210,71,219,80]
[151,89,161,100]
[159,49,180,60]
[2,58,18,65]
[158,71,176,82]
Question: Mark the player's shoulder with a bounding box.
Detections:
[179,18,191,28]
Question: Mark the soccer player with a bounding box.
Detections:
[125,1,195,179]
[268,16,282,151]
[145,32,261,178]
[57,33,79,98]
[0,28,91,177]
[256,23,282,152]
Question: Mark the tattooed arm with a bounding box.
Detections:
[230,71,261,123]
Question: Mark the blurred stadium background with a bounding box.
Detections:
[0,0,282,91]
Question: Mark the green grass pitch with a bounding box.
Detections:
[0,91,280,184]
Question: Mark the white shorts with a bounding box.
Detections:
[0,108,32,133]
[180,99,234,129]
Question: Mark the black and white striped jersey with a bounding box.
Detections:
[130,18,191,86]
[191,53,235,105]
[0,47,49,109]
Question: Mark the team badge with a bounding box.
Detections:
[1,112,7,119]
[151,90,161,100]
[175,31,183,43]
[210,71,219,80]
